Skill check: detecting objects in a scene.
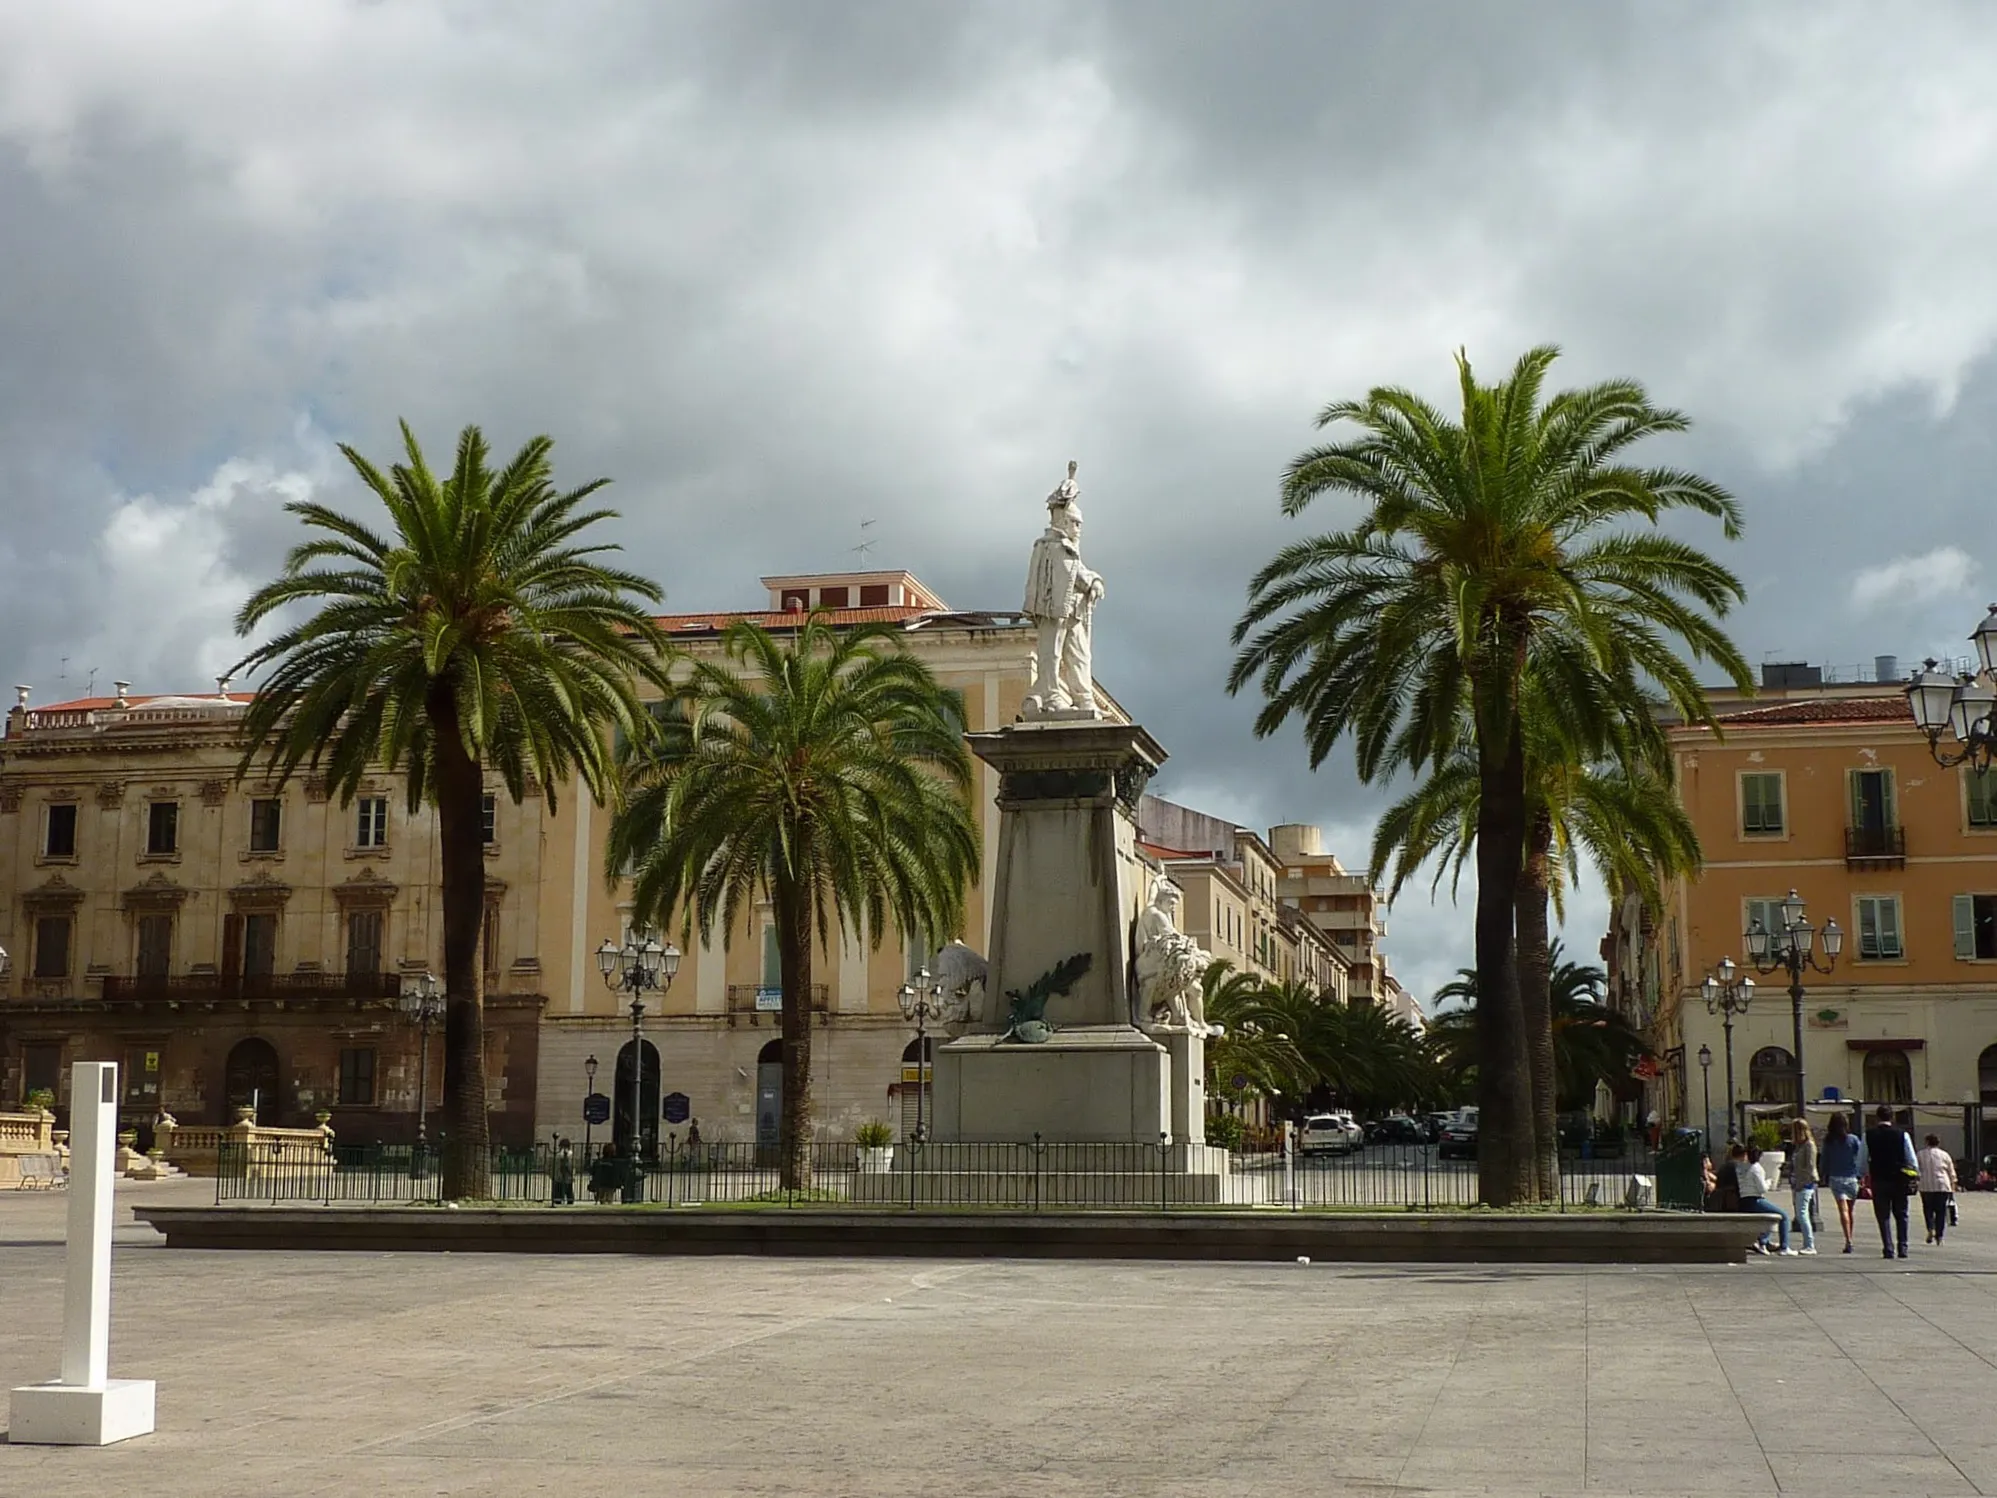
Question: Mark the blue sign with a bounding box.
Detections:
[755,987,783,1013]
[582,1092,611,1126]
[662,1091,691,1125]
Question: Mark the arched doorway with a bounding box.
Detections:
[223,1037,281,1125]
[1863,1049,1913,1105]
[1749,1046,1797,1106]
[756,1039,783,1163]
[899,1036,933,1143]
[1979,1043,1997,1107]
[613,1039,660,1161]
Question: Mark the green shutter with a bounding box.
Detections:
[1848,770,1863,830]
[1879,898,1901,958]
[1883,771,1897,828]
[1954,894,1975,959]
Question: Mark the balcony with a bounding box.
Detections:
[725,984,830,1024]
[99,972,404,1003]
[1844,825,1906,869]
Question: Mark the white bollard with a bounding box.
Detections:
[9,1062,156,1445]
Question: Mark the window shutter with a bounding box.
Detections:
[1882,771,1897,828]
[222,914,243,979]
[1848,770,1863,830]
[1955,895,1975,959]
[1880,899,1900,957]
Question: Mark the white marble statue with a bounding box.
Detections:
[1021,460,1105,720]
[931,939,988,1026]
[1134,878,1214,1035]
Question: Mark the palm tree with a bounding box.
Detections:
[233,422,668,1198]
[1371,732,1699,1195]
[1202,962,1309,1110]
[1230,346,1750,1203]
[609,616,980,1190]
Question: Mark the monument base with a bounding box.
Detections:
[9,1378,156,1446]
[931,1026,1171,1144]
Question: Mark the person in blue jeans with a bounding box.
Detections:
[1788,1117,1819,1255]
[1820,1111,1864,1254]
[1729,1143,1792,1255]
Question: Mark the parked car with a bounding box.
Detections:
[1423,1111,1455,1143]
[1298,1113,1364,1155]
[1437,1108,1480,1160]
[1367,1115,1425,1146]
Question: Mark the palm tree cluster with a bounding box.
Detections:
[1230,347,1750,1204]
[1204,964,1437,1121]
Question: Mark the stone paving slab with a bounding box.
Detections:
[2,1179,1995,1496]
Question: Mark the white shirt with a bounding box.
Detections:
[1916,1146,1958,1195]
[1736,1160,1772,1198]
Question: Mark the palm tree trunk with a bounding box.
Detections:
[430,686,490,1200]
[775,873,815,1192]
[1474,694,1534,1207]
[1516,812,1558,1201]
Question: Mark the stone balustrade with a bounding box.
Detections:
[156,1112,335,1177]
[0,1108,59,1187]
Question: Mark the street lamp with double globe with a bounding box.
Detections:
[1742,888,1840,1119]
[1697,1044,1713,1145]
[398,970,445,1167]
[1905,605,1997,772]
[1700,958,1754,1143]
[595,931,681,1163]
[897,968,947,1144]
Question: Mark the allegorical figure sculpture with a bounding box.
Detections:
[1134,878,1214,1035]
[930,939,989,1026]
[1021,460,1105,720]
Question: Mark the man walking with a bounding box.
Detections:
[1863,1106,1915,1259]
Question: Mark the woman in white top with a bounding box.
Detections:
[1917,1134,1959,1245]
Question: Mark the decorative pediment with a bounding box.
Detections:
[122,870,191,911]
[304,776,330,804]
[21,872,85,912]
[230,872,295,911]
[331,867,399,908]
[96,781,125,809]
[200,779,229,806]
[0,780,20,814]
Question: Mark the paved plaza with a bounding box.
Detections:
[4,1180,1997,1497]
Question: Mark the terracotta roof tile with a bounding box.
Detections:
[1713,697,1913,726]
[655,606,934,632]
[23,691,255,713]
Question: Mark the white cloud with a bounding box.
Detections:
[1851,546,1977,613]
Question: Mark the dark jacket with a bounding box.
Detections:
[1864,1124,1914,1197]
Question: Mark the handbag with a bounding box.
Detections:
[1858,1174,1873,1201]
[1949,1196,1960,1227]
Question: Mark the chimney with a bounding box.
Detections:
[113,680,131,707]
[12,686,27,710]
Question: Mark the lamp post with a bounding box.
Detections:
[595,931,681,1163]
[398,971,444,1162]
[1743,888,1841,1119]
[1698,1044,1713,1145]
[897,967,947,1145]
[1700,958,1754,1143]
[582,1054,599,1159]
[1905,606,1997,771]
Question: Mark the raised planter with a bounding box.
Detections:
[132,1205,1773,1265]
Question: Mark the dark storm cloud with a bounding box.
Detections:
[4,0,1996,1000]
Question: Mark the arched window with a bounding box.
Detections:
[755,1039,784,1160]
[1863,1049,1913,1105]
[613,1039,660,1160]
[1977,1043,1997,1107]
[223,1036,281,1126]
[1749,1046,1796,1105]
[900,1037,933,1143]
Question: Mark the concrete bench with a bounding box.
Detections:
[13,1153,68,1189]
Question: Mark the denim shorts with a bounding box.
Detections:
[1828,1175,1861,1201]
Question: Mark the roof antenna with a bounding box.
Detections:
[85,666,99,697]
[851,518,877,568]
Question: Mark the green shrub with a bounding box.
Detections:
[1205,1111,1246,1149]
[1748,1118,1786,1152]
[854,1119,894,1149]
[24,1087,55,1112]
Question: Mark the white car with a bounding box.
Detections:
[1298,1112,1364,1156]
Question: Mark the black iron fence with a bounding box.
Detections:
[215,1137,1673,1212]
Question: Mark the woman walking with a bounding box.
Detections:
[1820,1111,1864,1255]
[1788,1117,1819,1256]
[1917,1134,1959,1246]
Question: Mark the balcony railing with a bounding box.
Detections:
[725,984,829,1019]
[1844,825,1906,867]
[99,972,403,1002]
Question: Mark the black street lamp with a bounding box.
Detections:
[595,931,681,1162]
[1700,958,1754,1143]
[1906,605,1997,769]
[1697,1044,1713,1145]
[398,970,444,1164]
[1743,888,1840,1117]
[583,1054,599,1158]
[897,967,946,1144]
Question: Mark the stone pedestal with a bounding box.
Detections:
[1164,1030,1206,1147]
[931,1027,1170,1144]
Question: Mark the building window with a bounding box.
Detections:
[483,904,500,982]
[1954,894,1997,960]
[135,913,173,978]
[818,585,849,607]
[146,800,179,855]
[43,803,78,858]
[762,922,783,989]
[1744,897,1787,947]
[249,798,282,852]
[355,797,388,849]
[481,793,497,845]
[1969,770,1997,829]
[243,912,278,977]
[1740,773,1784,836]
[1849,767,1895,835]
[33,916,71,979]
[858,583,891,606]
[1862,1049,1912,1104]
[1855,896,1903,960]
[337,1047,377,1106]
[346,909,384,975]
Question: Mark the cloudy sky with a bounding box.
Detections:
[5,2,1996,1007]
